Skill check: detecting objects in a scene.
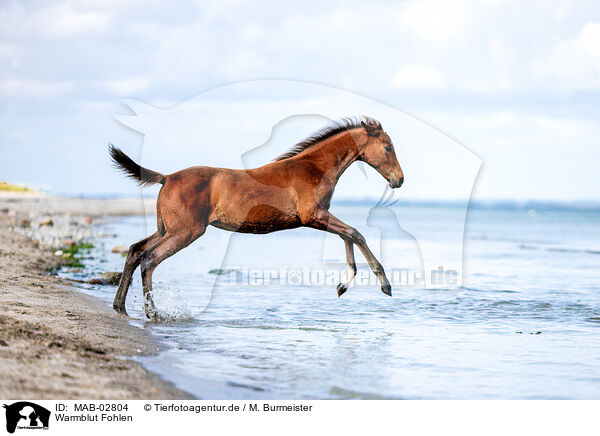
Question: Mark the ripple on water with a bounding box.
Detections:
[328,386,400,400]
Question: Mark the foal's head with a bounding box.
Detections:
[357,119,404,188]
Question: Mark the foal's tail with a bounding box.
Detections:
[109,144,166,186]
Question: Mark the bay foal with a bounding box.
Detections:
[110,117,404,320]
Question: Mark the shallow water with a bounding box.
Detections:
[62,204,600,399]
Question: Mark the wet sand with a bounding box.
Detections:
[0,195,192,399]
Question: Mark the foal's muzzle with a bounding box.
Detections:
[389,176,404,188]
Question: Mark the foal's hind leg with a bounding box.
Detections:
[113,232,162,315]
[336,239,357,297]
[140,229,204,321]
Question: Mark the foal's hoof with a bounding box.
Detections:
[113,304,128,316]
[336,283,348,297]
[145,310,166,323]
[381,284,392,296]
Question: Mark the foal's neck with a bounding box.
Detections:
[305,129,365,183]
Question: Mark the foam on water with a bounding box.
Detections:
[151,285,194,322]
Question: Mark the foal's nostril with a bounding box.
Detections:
[397,177,404,187]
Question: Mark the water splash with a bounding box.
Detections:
[152,285,194,322]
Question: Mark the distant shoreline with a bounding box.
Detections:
[3,191,599,212]
[335,197,600,211]
[0,195,192,399]
[0,194,156,216]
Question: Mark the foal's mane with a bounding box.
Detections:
[273,116,381,162]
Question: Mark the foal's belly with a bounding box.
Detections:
[210,204,302,234]
[208,170,303,233]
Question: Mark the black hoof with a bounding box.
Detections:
[381,284,392,296]
[337,283,348,297]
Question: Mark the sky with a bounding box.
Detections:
[1,0,599,201]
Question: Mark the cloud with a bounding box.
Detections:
[532,25,600,90]
[0,78,75,98]
[1,0,598,99]
[39,3,112,37]
[216,49,267,79]
[0,42,20,68]
[423,109,600,200]
[581,22,600,57]
[393,65,446,90]
[102,77,153,95]
[398,0,467,43]
[1,0,600,200]
[0,1,112,40]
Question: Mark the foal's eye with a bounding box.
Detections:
[384,144,393,152]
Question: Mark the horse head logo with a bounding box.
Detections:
[3,402,50,434]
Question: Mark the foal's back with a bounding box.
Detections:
[157,161,312,235]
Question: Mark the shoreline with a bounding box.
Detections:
[0,195,193,399]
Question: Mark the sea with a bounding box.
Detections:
[59,200,600,399]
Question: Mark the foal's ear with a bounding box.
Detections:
[361,120,379,136]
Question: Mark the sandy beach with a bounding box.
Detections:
[0,194,192,399]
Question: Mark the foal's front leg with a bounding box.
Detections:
[336,239,356,297]
[308,209,392,296]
